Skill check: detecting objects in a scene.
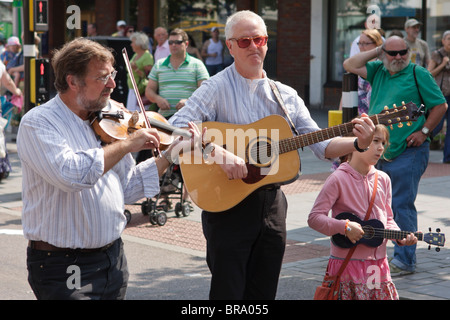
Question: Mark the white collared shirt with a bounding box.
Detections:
[17,95,160,248]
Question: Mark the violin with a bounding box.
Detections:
[90,99,190,149]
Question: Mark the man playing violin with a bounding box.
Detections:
[16,38,201,300]
[169,10,376,300]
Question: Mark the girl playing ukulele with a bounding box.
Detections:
[308,124,417,300]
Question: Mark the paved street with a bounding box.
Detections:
[1,109,450,302]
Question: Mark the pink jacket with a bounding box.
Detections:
[308,163,399,260]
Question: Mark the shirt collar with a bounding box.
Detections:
[161,53,191,67]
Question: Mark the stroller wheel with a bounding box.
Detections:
[141,200,153,215]
[124,210,132,224]
[182,202,191,217]
[175,202,182,217]
[156,211,167,226]
[149,212,157,225]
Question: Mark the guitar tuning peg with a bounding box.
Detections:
[398,123,403,128]
[428,245,431,250]
[437,228,441,233]
[390,125,394,130]
[429,227,432,232]
[436,248,441,253]
[407,122,412,127]
[402,101,406,105]
[384,106,389,111]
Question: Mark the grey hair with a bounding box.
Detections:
[130,32,149,50]
[443,30,450,40]
[224,10,267,40]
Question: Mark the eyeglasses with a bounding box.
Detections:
[229,36,268,49]
[382,48,409,57]
[96,70,117,84]
[357,42,375,47]
[168,40,184,45]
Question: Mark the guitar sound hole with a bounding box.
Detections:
[247,139,274,167]
[363,226,375,239]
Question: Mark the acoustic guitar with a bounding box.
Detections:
[331,212,446,251]
[179,102,423,212]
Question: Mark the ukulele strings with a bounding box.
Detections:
[362,226,415,240]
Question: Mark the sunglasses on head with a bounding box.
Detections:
[229,36,268,48]
[168,40,184,45]
[382,48,409,57]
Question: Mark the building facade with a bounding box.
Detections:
[40,0,450,109]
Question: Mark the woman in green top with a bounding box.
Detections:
[126,32,154,112]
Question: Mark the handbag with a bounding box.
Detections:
[314,172,378,300]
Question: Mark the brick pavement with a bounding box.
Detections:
[123,161,450,265]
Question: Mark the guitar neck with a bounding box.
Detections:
[381,229,423,241]
[278,114,380,153]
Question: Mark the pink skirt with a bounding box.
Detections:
[328,257,399,300]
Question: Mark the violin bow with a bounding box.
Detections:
[122,48,161,157]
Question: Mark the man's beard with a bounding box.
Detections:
[77,87,112,112]
[383,53,410,73]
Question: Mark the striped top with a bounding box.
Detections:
[148,53,209,118]
[17,95,160,249]
[170,63,331,161]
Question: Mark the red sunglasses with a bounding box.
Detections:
[229,36,268,48]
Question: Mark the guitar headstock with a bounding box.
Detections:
[423,228,445,252]
[376,102,424,129]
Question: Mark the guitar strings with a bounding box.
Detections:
[246,122,357,162]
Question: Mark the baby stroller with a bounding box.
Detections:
[139,163,192,226]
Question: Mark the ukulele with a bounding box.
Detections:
[331,212,446,251]
[179,102,424,212]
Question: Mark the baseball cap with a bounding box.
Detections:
[117,20,126,27]
[7,36,20,46]
[405,19,422,29]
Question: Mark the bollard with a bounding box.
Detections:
[342,73,359,123]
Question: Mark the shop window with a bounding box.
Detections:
[328,0,426,83]
[426,0,450,51]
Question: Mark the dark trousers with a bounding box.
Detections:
[27,238,129,300]
[202,187,288,300]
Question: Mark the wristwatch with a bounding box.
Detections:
[354,138,369,153]
[421,126,431,137]
[203,142,215,160]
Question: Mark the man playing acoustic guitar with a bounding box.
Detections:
[169,10,376,300]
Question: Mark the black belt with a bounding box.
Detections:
[29,240,115,253]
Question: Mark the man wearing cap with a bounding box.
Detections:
[112,20,126,37]
[201,27,225,76]
[404,18,430,68]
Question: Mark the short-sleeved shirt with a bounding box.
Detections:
[431,48,450,96]
[148,53,209,118]
[405,38,430,68]
[366,60,446,160]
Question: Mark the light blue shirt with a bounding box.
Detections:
[17,95,160,248]
[169,63,331,161]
